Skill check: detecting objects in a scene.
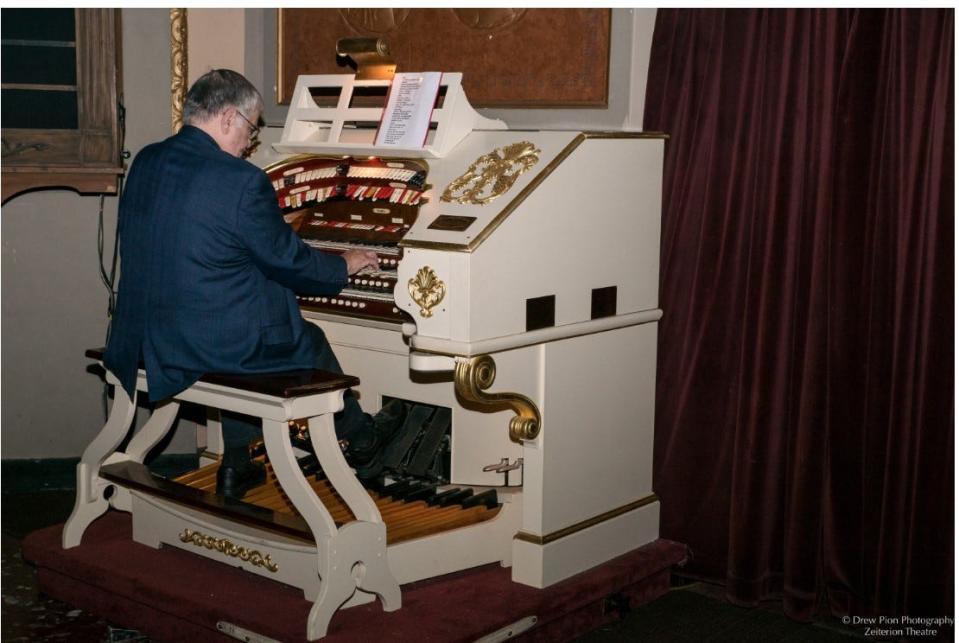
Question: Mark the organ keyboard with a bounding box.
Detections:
[267,155,429,322]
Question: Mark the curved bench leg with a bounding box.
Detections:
[306,522,399,639]
[125,399,180,463]
[263,413,401,640]
[63,386,137,548]
[308,414,381,523]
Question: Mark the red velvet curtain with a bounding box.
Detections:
[644,9,953,621]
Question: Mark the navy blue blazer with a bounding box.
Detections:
[104,126,348,401]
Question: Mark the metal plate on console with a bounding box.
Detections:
[428,215,476,232]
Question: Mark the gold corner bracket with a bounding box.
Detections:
[170,8,188,134]
[454,355,541,443]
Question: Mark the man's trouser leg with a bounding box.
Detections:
[220,323,372,464]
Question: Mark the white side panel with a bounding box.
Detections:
[512,500,660,588]
[394,248,460,341]
[470,138,664,343]
[523,322,658,535]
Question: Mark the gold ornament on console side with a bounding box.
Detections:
[454,354,541,442]
[178,528,279,572]
[441,141,541,205]
[408,266,446,318]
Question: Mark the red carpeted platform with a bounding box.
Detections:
[23,511,687,642]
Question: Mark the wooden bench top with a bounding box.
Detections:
[86,348,359,399]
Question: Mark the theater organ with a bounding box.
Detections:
[67,68,667,639]
[259,71,667,586]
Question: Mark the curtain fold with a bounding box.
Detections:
[644,9,953,621]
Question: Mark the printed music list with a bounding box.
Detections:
[375,72,442,148]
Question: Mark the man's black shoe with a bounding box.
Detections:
[346,400,408,470]
[216,461,266,500]
[374,398,408,441]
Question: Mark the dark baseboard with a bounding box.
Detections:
[2,453,200,493]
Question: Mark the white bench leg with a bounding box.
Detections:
[307,413,401,637]
[62,386,137,548]
[261,416,340,638]
[308,521,398,640]
[262,413,400,639]
[125,399,180,463]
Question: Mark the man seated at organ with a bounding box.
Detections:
[103,68,406,498]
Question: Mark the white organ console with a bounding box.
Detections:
[67,47,667,640]
[260,69,666,590]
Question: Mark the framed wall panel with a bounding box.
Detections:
[277,8,610,108]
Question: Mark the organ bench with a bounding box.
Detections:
[64,349,402,640]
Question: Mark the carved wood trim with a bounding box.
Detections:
[171,8,188,133]
[1,8,123,202]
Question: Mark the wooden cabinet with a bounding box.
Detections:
[1,8,123,203]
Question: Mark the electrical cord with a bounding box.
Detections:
[99,96,128,420]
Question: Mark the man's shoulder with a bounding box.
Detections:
[130,130,267,191]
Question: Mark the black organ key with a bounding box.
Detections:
[426,488,462,506]
[461,489,499,510]
[438,488,474,507]
[393,482,433,502]
[404,484,440,502]
[382,480,414,499]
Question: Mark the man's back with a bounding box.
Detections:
[104,125,348,401]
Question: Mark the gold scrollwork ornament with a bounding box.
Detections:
[408,266,446,318]
[441,141,541,205]
[454,354,541,442]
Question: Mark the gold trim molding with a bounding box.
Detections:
[514,494,660,546]
[178,528,279,572]
[454,354,541,442]
[171,9,188,134]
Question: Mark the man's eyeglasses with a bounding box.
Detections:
[236,111,260,142]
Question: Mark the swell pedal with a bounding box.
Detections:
[405,407,452,477]
[382,404,433,470]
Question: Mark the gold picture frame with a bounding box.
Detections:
[170,8,188,133]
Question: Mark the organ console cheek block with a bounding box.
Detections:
[64,66,668,640]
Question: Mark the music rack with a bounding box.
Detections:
[273,73,506,159]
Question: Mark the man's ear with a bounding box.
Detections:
[219,107,237,135]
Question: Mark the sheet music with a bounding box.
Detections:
[375,72,442,148]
